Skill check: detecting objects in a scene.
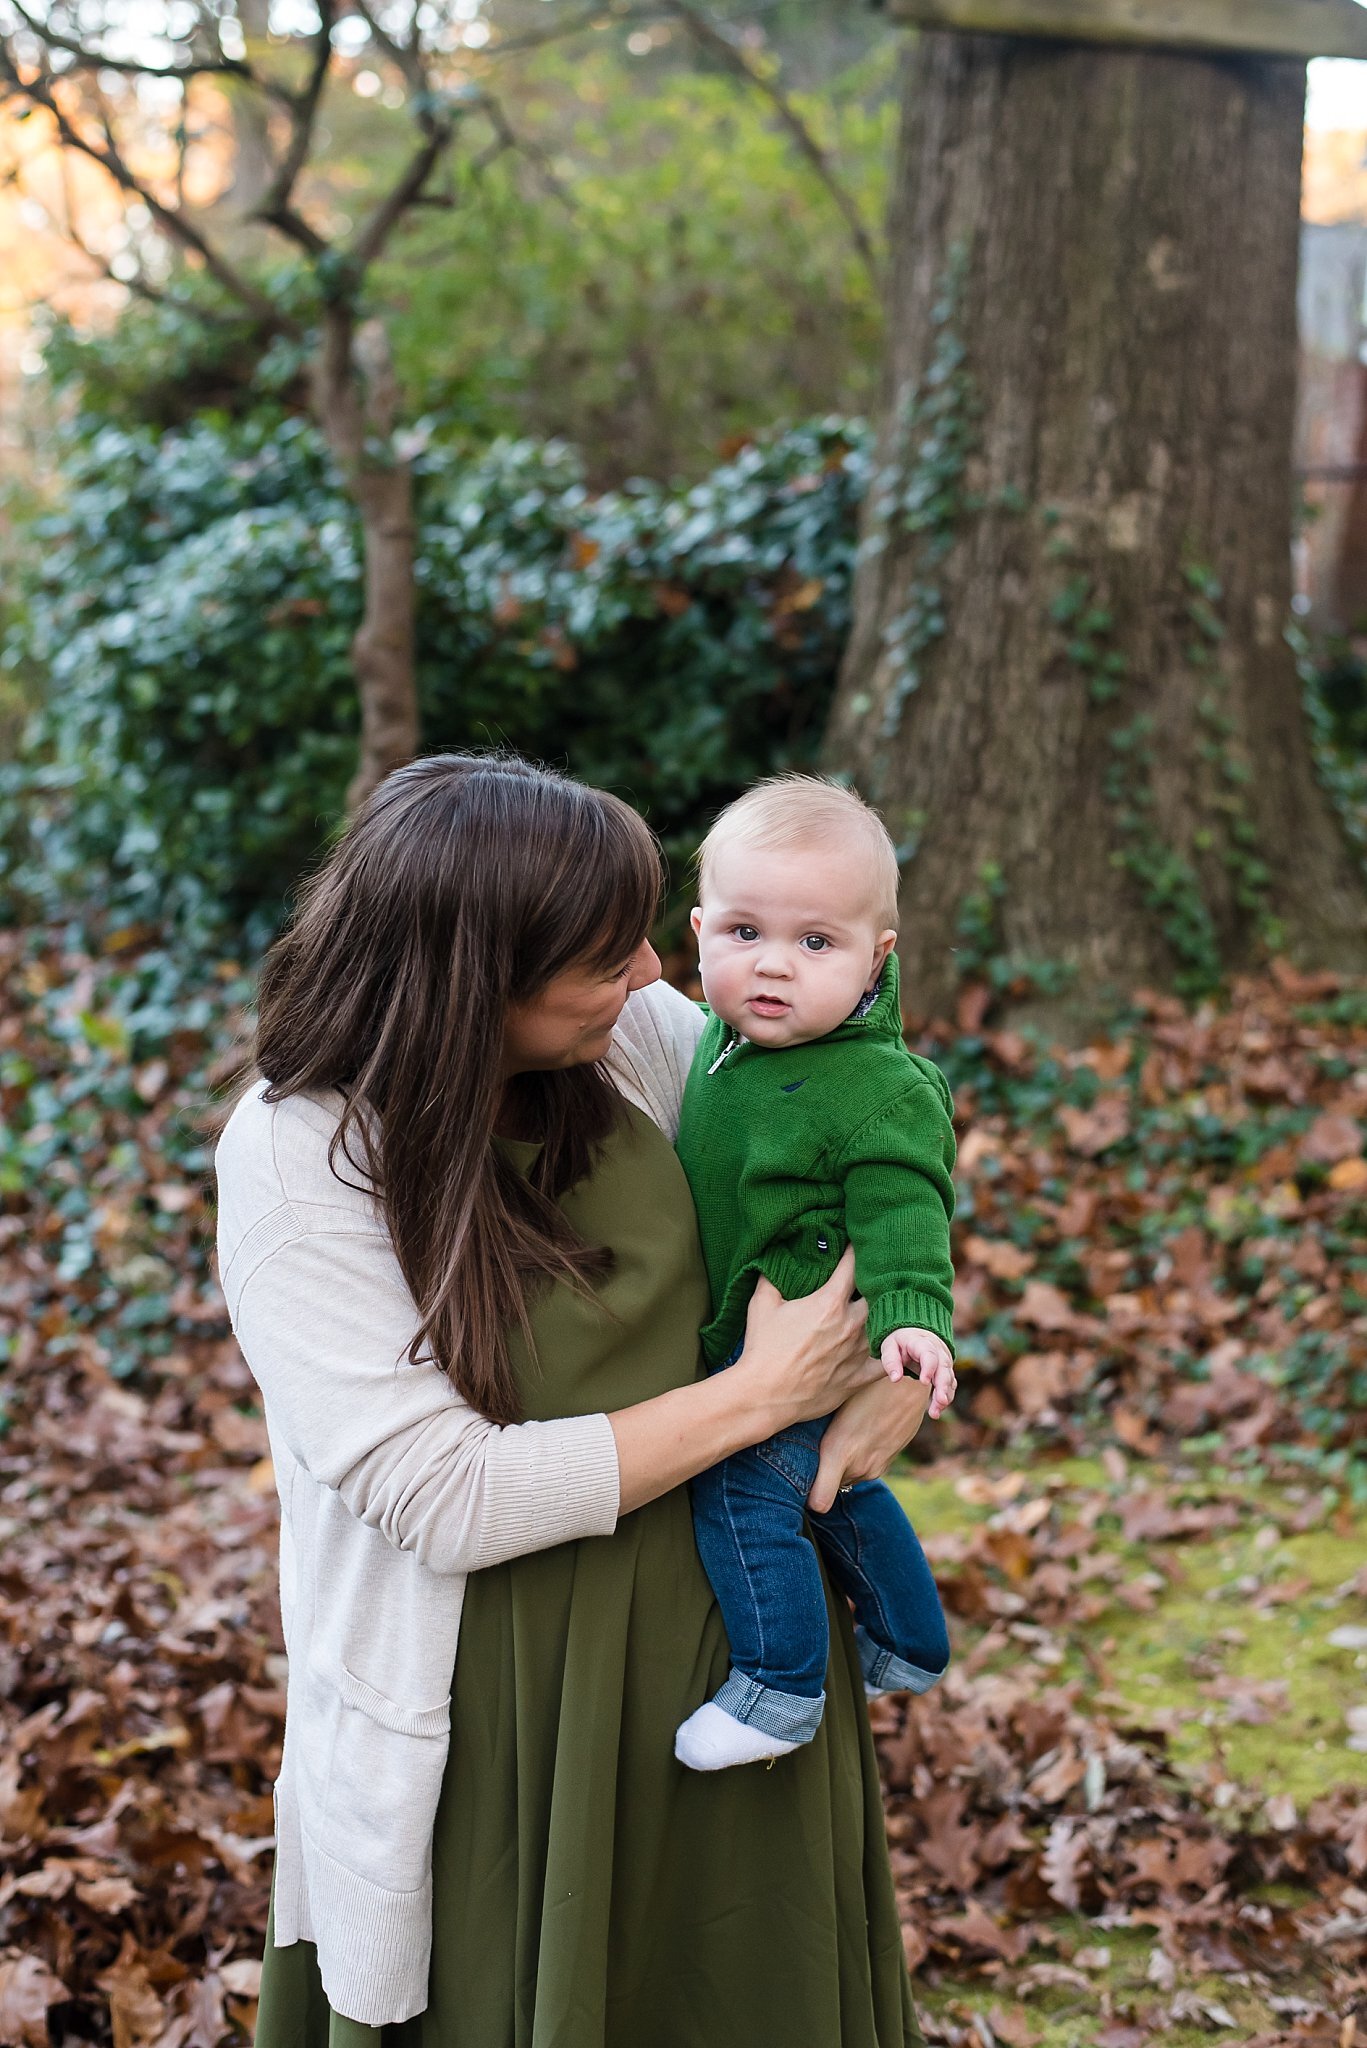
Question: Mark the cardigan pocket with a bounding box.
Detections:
[302,1656,452,1891]
[338,1662,451,1739]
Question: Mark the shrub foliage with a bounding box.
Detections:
[2,413,869,945]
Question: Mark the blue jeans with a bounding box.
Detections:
[689,1406,950,1744]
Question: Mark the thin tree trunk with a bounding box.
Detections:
[311,308,420,811]
[825,32,1367,1024]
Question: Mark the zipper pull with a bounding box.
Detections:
[707,1033,739,1076]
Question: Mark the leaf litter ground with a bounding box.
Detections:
[0,926,1364,2047]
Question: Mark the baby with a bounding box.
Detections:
[673,774,958,1773]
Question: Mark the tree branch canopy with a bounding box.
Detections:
[667,2,884,290]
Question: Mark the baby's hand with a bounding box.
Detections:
[878,1328,957,1418]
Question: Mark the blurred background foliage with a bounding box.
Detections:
[1,1,1363,964]
[32,30,894,479]
[1,410,868,949]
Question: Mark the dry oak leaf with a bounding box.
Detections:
[1015,1281,1077,1333]
[964,1235,1036,1282]
[1300,1114,1362,1167]
[989,2011,1042,2048]
[914,1783,983,1891]
[1058,1094,1131,1156]
[74,1876,139,1913]
[899,1917,930,1973]
[929,1898,1029,1962]
[1040,1818,1090,1911]
[96,1938,165,2048]
[1007,1352,1066,1417]
[0,1956,68,2048]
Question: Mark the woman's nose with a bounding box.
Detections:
[627,940,662,993]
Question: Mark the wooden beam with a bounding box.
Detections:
[884,0,1367,61]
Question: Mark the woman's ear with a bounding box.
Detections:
[868,931,897,988]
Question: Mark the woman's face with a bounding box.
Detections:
[502,938,661,1075]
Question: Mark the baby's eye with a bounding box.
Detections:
[731,924,760,942]
[801,935,832,953]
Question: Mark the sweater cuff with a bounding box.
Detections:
[471,1410,620,1572]
[867,1291,955,1358]
[555,1409,622,1534]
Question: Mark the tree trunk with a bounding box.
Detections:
[311,309,420,811]
[825,32,1367,1023]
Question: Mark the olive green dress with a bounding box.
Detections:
[254,1106,923,2048]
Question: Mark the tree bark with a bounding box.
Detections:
[825,33,1367,1023]
[311,309,420,812]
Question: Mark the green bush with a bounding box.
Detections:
[1,412,869,947]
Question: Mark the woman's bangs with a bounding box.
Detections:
[561,800,663,976]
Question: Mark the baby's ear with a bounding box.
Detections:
[689,906,704,937]
[871,930,897,978]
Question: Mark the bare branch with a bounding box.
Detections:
[6,0,296,108]
[348,119,451,270]
[481,2,657,58]
[37,147,239,322]
[666,3,883,290]
[257,200,328,257]
[0,46,295,331]
[471,90,577,213]
[255,0,337,230]
[352,0,425,94]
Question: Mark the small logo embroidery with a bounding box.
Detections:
[780,1079,808,1093]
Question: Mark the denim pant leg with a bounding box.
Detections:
[689,1418,830,1743]
[810,1480,950,1694]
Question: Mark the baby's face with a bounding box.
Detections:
[692,840,896,1048]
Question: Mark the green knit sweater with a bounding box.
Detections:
[675,952,956,1369]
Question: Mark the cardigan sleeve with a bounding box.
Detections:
[836,1072,957,1358]
[229,1222,621,1576]
[605,977,706,1140]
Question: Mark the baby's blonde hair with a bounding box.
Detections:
[697,775,900,931]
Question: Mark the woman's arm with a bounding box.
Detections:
[611,1254,877,1515]
[230,1223,876,1575]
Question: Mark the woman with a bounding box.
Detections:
[215,753,932,2048]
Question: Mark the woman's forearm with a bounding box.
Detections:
[608,1255,878,1515]
[608,1370,794,1516]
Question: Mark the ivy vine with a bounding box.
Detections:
[848,243,978,775]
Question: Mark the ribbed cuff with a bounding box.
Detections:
[300,1824,433,2025]
[867,1290,955,1358]
[472,1410,621,1570]
[553,1409,622,1535]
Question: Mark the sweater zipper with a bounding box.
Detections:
[707,1031,744,1076]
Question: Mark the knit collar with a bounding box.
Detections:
[707,950,904,1062]
[824,947,903,1047]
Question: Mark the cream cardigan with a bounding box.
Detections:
[214,979,705,2025]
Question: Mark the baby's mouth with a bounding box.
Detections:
[747,995,791,1017]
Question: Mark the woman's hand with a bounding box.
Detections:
[807,1374,931,1514]
[609,1251,880,1518]
[733,1248,881,1431]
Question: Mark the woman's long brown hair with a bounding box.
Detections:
[252,753,663,1424]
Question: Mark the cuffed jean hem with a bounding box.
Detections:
[712,1669,826,1743]
[856,1624,947,1697]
